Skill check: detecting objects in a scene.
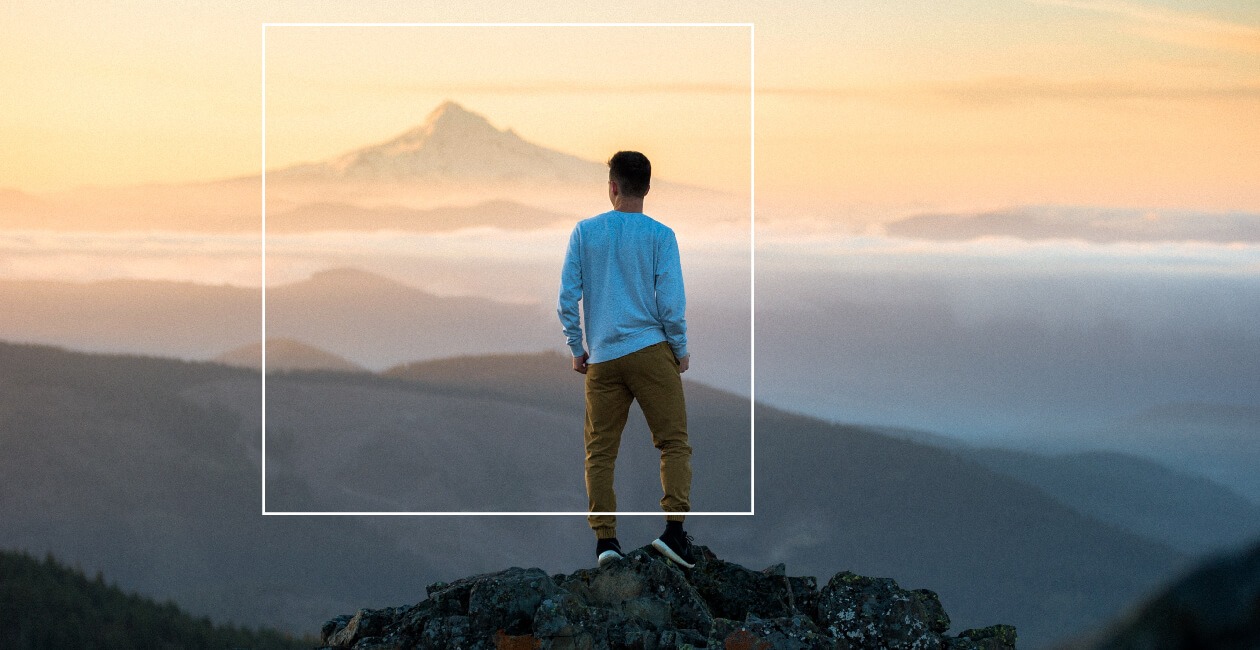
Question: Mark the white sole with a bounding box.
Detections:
[651,538,695,569]
[597,550,623,568]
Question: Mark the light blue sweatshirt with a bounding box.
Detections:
[558,210,688,364]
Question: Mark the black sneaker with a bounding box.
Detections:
[651,527,696,569]
[596,538,623,568]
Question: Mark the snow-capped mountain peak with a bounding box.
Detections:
[273,101,604,185]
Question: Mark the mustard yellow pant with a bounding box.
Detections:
[584,341,691,538]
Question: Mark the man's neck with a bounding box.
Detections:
[611,197,645,213]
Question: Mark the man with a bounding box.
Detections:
[557,151,695,569]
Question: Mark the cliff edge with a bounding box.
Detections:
[318,545,1016,649]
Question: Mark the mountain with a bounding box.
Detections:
[0,269,558,370]
[271,101,605,188]
[0,341,1191,648]
[0,101,740,231]
[884,205,1260,243]
[862,425,1260,556]
[265,268,557,369]
[965,448,1260,556]
[0,276,259,359]
[1081,403,1260,504]
[214,338,366,373]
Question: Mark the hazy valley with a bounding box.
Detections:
[7,341,1255,648]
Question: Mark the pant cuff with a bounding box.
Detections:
[593,526,617,539]
[665,514,686,523]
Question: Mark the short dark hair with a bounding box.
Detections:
[607,151,651,198]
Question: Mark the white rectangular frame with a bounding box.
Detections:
[261,22,755,516]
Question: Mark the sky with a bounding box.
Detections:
[1,1,1258,219]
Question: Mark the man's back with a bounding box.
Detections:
[558,209,687,365]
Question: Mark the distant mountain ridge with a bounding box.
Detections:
[885,205,1260,243]
[0,269,558,369]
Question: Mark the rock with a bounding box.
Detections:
[466,567,558,635]
[318,545,1016,649]
[948,625,1019,650]
[721,614,836,649]
[689,546,819,621]
[556,548,714,637]
[320,607,405,648]
[816,572,951,649]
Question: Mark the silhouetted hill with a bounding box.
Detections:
[266,268,555,369]
[0,277,258,358]
[869,426,1260,556]
[0,549,312,649]
[1085,403,1260,504]
[967,448,1260,556]
[215,338,367,373]
[0,341,1190,648]
[0,270,556,369]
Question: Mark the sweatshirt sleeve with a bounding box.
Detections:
[654,228,689,359]
[557,225,587,358]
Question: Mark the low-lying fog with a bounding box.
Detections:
[3,222,1257,490]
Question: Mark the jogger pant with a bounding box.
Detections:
[584,341,692,538]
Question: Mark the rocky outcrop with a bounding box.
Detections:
[318,546,1016,649]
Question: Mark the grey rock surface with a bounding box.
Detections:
[317,545,1016,649]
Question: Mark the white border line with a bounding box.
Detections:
[261,22,754,516]
[748,23,756,517]
[260,23,269,515]
[265,511,755,516]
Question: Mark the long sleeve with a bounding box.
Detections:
[557,226,587,358]
[654,229,688,359]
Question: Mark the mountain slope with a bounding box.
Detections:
[0,270,557,370]
[0,549,312,650]
[214,338,366,373]
[967,448,1260,556]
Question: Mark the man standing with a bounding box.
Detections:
[557,151,696,569]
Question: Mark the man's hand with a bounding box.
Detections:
[572,353,589,374]
[678,355,690,374]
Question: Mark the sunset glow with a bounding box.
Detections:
[1,2,1255,217]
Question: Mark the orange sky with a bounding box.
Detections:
[2,1,1257,218]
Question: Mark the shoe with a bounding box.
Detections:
[651,527,696,569]
[596,538,623,568]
